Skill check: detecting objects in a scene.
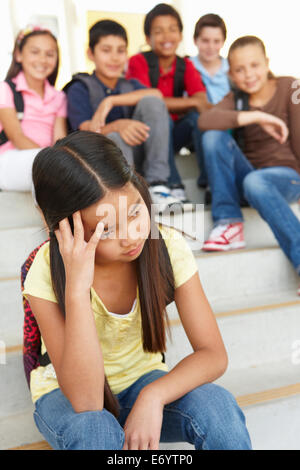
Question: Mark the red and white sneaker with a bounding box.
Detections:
[202,223,246,252]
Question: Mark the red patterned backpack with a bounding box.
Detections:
[21,241,50,386]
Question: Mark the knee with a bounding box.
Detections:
[191,384,251,449]
[202,130,230,154]
[136,95,167,115]
[63,409,124,450]
[243,171,268,201]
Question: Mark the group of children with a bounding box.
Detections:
[1,1,300,451]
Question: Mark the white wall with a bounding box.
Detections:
[174,0,300,77]
[1,0,299,84]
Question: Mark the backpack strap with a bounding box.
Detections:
[21,241,51,386]
[232,87,249,151]
[0,79,24,146]
[142,51,160,88]
[173,56,186,98]
[63,73,135,122]
[142,51,186,97]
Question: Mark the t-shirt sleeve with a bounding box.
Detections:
[66,81,94,130]
[183,58,206,96]
[23,243,58,303]
[0,81,15,109]
[126,54,152,88]
[160,225,198,289]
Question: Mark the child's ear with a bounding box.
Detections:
[145,35,152,48]
[87,47,94,62]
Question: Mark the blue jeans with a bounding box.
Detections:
[202,130,300,274]
[168,112,206,186]
[33,369,252,450]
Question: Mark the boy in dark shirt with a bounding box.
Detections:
[127,3,212,201]
[66,19,181,212]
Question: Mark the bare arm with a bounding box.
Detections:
[89,88,162,132]
[53,116,67,143]
[0,107,39,149]
[141,272,227,403]
[27,213,105,413]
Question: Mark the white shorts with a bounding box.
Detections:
[0,148,41,191]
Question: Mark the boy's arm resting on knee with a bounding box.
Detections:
[139,272,228,406]
[0,108,39,149]
[91,89,163,131]
[27,294,105,413]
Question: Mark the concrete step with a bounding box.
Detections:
[195,246,299,304]
[157,202,300,248]
[166,290,300,370]
[0,227,47,278]
[0,191,43,230]
[0,278,23,347]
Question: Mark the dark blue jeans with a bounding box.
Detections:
[33,370,252,450]
[202,130,300,274]
[168,111,206,186]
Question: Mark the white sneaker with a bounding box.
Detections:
[169,186,191,204]
[149,184,182,213]
[202,223,246,252]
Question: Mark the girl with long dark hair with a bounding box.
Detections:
[0,26,66,191]
[23,131,251,450]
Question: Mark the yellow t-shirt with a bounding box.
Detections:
[23,225,198,403]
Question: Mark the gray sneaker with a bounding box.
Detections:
[149,184,183,213]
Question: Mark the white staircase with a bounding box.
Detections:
[1,152,300,450]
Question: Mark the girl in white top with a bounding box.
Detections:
[0,26,67,191]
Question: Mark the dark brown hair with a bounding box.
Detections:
[6,29,59,86]
[32,131,174,417]
[228,35,266,62]
[144,3,183,37]
[89,19,128,51]
[194,13,227,41]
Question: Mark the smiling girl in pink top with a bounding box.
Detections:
[0,26,67,191]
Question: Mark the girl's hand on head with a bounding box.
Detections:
[257,111,289,144]
[54,211,104,293]
[122,389,164,450]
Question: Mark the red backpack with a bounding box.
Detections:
[21,241,50,387]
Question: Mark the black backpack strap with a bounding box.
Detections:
[142,51,186,97]
[173,56,186,97]
[0,79,24,146]
[142,51,160,88]
[232,88,249,151]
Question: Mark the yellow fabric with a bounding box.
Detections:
[23,225,198,403]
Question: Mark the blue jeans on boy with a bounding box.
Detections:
[168,111,206,187]
[33,369,252,450]
[202,130,300,275]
